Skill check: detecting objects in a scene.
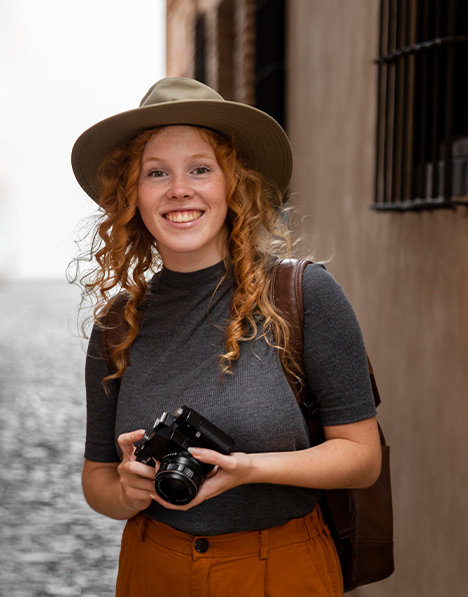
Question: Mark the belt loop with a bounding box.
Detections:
[304,514,314,539]
[260,529,269,560]
[139,516,150,542]
[305,507,320,539]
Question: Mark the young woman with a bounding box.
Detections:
[72,77,381,596]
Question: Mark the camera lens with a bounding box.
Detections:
[154,452,206,505]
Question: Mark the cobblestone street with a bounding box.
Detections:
[0,280,123,596]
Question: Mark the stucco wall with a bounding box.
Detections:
[286,1,468,595]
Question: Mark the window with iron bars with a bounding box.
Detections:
[374,0,468,211]
[195,13,207,85]
[255,0,286,129]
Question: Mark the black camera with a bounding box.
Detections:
[135,406,235,505]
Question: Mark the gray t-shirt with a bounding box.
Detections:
[85,261,376,535]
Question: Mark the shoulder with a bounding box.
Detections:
[101,291,129,321]
[302,261,331,285]
[302,262,347,305]
[302,262,361,330]
[87,291,129,361]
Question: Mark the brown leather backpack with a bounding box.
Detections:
[270,258,394,591]
[101,258,394,592]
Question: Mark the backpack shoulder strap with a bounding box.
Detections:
[270,258,313,409]
[270,258,381,418]
[100,292,130,373]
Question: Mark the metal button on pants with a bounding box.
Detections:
[194,538,209,553]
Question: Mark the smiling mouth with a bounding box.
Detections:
[164,210,204,223]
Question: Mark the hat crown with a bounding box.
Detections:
[72,76,292,201]
[139,76,224,108]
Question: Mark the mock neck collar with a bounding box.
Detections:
[150,260,227,291]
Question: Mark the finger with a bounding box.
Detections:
[149,491,199,512]
[187,447,235,469]
[121,459,157,480]
[118,429,146,458]
[118,462,156,503]
[123,477,156,497]
[121,479,156,507]
[206,465,219,479]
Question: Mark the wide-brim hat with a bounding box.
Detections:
[71,76,293,203]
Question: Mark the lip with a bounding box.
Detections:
[162,208,205,224]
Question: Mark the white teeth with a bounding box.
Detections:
[166,210,202,223]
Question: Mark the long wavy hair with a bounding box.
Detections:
[75,126,297,388]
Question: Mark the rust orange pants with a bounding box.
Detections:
[115,505,343,596]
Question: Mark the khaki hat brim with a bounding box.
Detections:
[71,99,293,203]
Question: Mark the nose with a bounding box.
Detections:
[167,172,194,200]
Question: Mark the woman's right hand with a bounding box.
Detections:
[117,429,157,512]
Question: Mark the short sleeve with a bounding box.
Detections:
[84,323,120,462]
[302,263,376,426]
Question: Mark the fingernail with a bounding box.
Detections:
[187,447,201,456]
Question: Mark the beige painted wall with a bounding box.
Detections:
[287,1,468,595]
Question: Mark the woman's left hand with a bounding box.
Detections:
[151,416,382,511]
[150,448,253,511]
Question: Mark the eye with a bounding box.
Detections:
[148,169,166,178]
[192,166,209,175]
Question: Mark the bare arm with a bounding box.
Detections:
[84,417,381,516]
[82,429,156,520]
[151,416,382,511]
[247,416,382,489]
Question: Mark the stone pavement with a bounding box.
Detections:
[0,280,123,596]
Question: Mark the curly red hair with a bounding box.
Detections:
[75,126,296,388]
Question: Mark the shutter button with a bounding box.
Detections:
[194,538,209,553]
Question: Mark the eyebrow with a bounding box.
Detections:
[141,152,216,165]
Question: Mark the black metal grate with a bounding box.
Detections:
[374,0,468,211]
[217,0,235,100]
[255,0,286,128]
[195,13,207,84]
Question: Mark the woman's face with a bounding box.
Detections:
[137,126,228,272]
